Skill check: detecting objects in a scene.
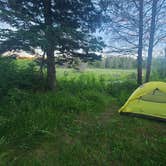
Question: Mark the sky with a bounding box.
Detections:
[0,22,10,29]
[96,30,165,58]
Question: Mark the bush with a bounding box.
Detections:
[107,80,137,105]
[0,57,22,97]
[0,57,46,97]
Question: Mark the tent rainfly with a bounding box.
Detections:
[119,82,166,121]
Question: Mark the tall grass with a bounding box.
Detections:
[0,58,165,165]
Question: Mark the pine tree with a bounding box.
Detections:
[0,0,104,90]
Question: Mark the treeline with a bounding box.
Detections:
[89,56,166,72]
[90,56,142,69]
[152,56,166,79]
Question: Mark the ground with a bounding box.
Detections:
[0,60,165,165]
[2,105,165,166]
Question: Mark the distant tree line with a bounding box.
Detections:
[152,56,166,79]
[89,56,144,69]
[89,55,166,73]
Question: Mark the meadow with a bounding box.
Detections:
[0,58,165,165]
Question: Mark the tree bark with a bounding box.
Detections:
[137,0,144,85]
[145,0,157,82]
[39,51,45,79]
[46,47,56,90]
[43,0,56,90]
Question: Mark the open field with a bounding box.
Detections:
[57,68,137,81]
[0,59,165,165]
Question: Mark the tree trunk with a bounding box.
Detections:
[43,0,56,90]
[137,0,144,85]
[39,51,45,79]
[145,0,157,82]
[46,48,56,90]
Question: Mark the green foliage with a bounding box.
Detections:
[107,80,137,105]
[0,0,104,61]
[90,56,147,69]
[0,57,18,95]
[91,56,137,69]
[0,58,46,97]
[151,57,166,81]
[0,60,165,165]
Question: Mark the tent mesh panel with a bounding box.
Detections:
[141,89,166,103]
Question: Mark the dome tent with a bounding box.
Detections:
[119,82,166,121]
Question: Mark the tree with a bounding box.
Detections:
[101,0,166,84]
[43,0,56,90]
[105,56,111,68]
[0,0,104,90]
[137,0,144,85]
[100,0,144,84]
[145,0,160,82]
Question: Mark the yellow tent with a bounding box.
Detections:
[119,81,166,121]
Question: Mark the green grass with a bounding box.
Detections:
[0,59,165,165]
[56,68,137,81]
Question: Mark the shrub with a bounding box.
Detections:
[0,57,46,98]
[107,80,137,105]
[0,57,18,96]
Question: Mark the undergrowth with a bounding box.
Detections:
[0,58,165,165]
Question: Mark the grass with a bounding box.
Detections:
[0,59,165,165]
[56,68,137,81]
